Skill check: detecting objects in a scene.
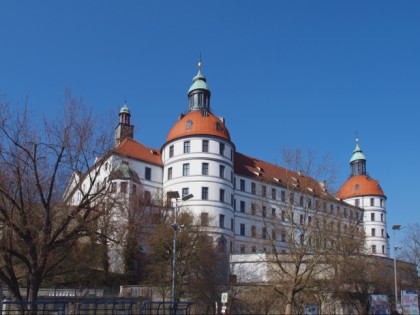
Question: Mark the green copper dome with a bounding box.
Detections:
[350,140,366,163]
[110,163,140,183]
[188,63,210,94]
[120,102,130,114]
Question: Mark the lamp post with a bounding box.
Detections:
[392,224,401,312]
[166,191,194,306]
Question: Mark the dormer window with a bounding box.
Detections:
[186,120,193,130]
[216,122,222,131]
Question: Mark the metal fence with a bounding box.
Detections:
[0,300,193,315]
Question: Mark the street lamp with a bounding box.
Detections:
[392,224,401,312]
[166,191,194,306]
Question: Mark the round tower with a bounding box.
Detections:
[337,138,389,257]
[162,62,235,253]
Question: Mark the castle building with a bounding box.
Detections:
[73,62,389,273]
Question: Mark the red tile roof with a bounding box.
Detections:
[234,152,333,198]
[337,175,385,199]
[166,111,231,143]
[113,138,162,166]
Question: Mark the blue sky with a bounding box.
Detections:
[1,1,419,239]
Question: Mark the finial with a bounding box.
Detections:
[198,51,202,70]
[355,131,359,144]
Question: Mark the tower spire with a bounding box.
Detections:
[350,136,367,177]
[188,59,211,112]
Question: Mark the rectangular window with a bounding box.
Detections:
[252,246,256,253]
[219,189,225,202]
[381,213,384,222]
[219,214,225,228]
[201,187,208,200]
[251,203,256,215]
[219,165,225,178]
[307,198,312,209]
[202,163,209,175]
[272,208,276,218]
[251,225,256,237]
[262,206,266,217]
[240,245,245,254]
[381,229,384,237]
[169,145,174,157]
[380,199,384,207]
[182,187,189,197]
[281,190,286,202]
[184,141,190,153]
[262,227,267,239]
[289,192,294,204]
[371,228,376,236]
[240,201,245,213]
[201,212,209,226]
[300,196,304,207]
[281,231,286,242]
[370,198,374,206]
[231,194,234,206]
[272,188,276,200]
[145,167,152,180]
[372,245,376,254]
[355,199,360,207]
[144,190,151,205]
[167,167,172,180]
[182,163,190,176]
[251,182,256,195]
[371,213,375,221]
[281,210,286,221]
[111,182,117,193]
[240,223,245,236]
[219,142,225,155]
[382,245,385,254]
[231,218,234,230]
[121,182,128,193]
[300,214,304,224]
[262,185,266,197]
[202,140,209,152]
[240,179,245,191]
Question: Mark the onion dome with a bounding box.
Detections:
[110,162,140,183]
[350,138,367,177]
[166,110,230,143]
[120,101,130,114]
[188,63,210,93]
[337,175,385,199]
[188,61,211,112]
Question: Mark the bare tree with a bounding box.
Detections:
[255,149,363,315]
[400,223,420,291]
[145,209,223,311]
[0,91,113,307]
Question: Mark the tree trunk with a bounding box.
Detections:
[285,290,295,315]
[27,275,41,315]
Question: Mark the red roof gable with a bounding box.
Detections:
[113,138,162,166]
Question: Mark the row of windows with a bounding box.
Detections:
[236,179,362,219]
[371,228,386,237]
[168,140,232,159]
[371,245,386,254]
[355,197,385,207]
[370,212,385,222]
[167,163,233,180]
